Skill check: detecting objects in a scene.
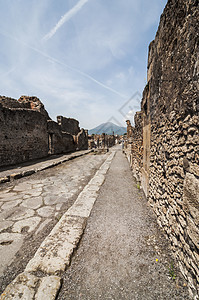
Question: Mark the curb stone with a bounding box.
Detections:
[0,150,116,299]
[0,150,92,185]
[0,272,61,300]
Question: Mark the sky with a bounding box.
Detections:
[0,0,167,129]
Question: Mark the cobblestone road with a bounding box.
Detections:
[0,151,108,292]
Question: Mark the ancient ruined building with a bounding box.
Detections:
[88,133,116,150]
[0,96,88,167]
[125,0,199,297]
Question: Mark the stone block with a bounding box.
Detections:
[25,215,86,274]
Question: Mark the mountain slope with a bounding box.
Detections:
[89,122,126,135]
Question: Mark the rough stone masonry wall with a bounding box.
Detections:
[124,113,143,183]
[143,0,199,297]
[0,98,48,167]
[0,96,88,167]
[47,120,76,155]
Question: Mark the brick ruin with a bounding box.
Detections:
[125,0,199,297]
[0,96,88,167]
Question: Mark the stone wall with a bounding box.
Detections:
[0,96,88,167]
[124,113,143,183]
[75,129,88,150]
[47,120,76,155]
[57,116,80,135]
[0,98,48,166]
[126,0,199,296]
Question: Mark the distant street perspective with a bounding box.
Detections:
[0,0,198,299]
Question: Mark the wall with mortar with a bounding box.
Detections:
[126,0,199,297]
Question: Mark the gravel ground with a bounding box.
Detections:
[58,148,190,300]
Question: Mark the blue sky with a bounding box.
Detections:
[0,0,167,129]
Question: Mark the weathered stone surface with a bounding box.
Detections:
[21,196,43,210]
[13,182,33,191]
[0,272,61,300]
[37,206,55,217]
[0,272,37,300]
[35,219,52,235]
[1,200,22,210]
[44,195,66,206]
[0,96,49,167]
[0,96,88,168]
[7,207,35,221]
[12,217,41,233]
[75,128,88,150]
[0,220,13,233]
[25,215,86,274]
[125,0,199,295]
[0,192,21,202]
[57,116,80,135]
[35,276,61,300]
[66,196,96,218]
[183,173,199,224]
[0,233,24,274]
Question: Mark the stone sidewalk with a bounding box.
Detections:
[0,150,92,184]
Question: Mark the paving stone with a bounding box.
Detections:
[35,219,52,235]
[21,196,43,209]
[13,183,33,191]
[85,184,100,192]
[29,180,44,185]
[1,200,22,210]
[0,193,20,201]
[43,186,63,194]
[6,207,35,221]
[44,195,66,206]
[56,204,63,211]
[0,189,12,194]
[65,197,96,218]
[0,233,24,274]
[25,191,42,197]
[12,217,41,233]
[0,220,13,233]
[80,189,98,198]
[37,206,55,217]
[89,174,105,185]
[35,275,61,300]
[0,208,18,221]
[25,215,86,274]
[0,272,38,300]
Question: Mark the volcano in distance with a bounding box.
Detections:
[88,122,126,135]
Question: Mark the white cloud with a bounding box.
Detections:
[0,0,167,129]
[43,0,90,41]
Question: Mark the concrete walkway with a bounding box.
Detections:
[58,148,189,299]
